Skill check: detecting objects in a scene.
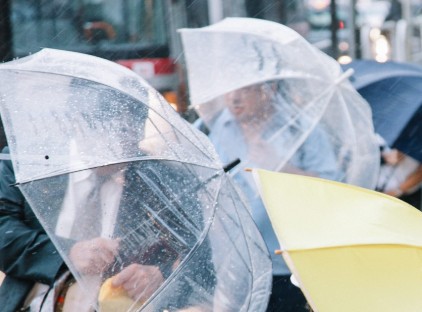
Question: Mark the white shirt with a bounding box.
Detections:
[206,109,339,275]
[55,140,124,240]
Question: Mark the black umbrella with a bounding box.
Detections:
[343,60,422,162]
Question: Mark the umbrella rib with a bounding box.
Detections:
[143,171,268,310]
[138,172,223,308]
[133,164,230,242]
[134,168,202,235]
[14,157,220,185]
[134,163,224,243]
[189,71,326,105]
[147,113,217,167]
[203,176,264,277]
[267,74,336,146]
[217,178,266,310]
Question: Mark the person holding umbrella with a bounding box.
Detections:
[0,108,174,312]
[0,48,272,312]
[195,80,339,312]
[180,17,380,311]
[0,87,215,312]
[0,146,215,312]
[209,82,341,179]
[0,83,167,312]
[0,146,68,312]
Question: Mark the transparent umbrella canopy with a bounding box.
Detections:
[179,17,380,190]
[0,49,272,311]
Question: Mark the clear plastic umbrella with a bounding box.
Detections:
[179,17,380,190]
[0,48,272,311]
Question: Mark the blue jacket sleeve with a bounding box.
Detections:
[0,148,64,285]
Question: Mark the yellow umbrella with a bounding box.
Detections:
[252,169,422,312]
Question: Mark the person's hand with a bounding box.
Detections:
[111,263,164,301]
[382,149,404,165]
[69,237,119,275]
[385,188,403,197]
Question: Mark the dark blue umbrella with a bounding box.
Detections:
[342,60,422,162]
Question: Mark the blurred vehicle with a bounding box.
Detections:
[8,0,205,113]
[4,0,391,109]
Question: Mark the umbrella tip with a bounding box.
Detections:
[274,249,283,255]
[244,168,252,172]
[336,68,354,84]
[223,158,241,172]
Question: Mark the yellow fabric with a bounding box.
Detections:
[289,245,422,312]
[98,277,142,312]
[252,169,422,312]
[252,170,422,250]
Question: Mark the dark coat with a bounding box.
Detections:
[0,147,65,312]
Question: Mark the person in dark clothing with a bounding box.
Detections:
[0,146,215,311]
[0,146,66,312]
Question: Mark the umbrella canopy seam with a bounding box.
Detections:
[13,157,222,184]
[187,72,335,107]
[139,170,222,309]
[0,68,216,164]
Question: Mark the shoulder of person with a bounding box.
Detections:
[0,146,15,177]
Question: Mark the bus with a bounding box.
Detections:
[2,0,210,113]
[1,0,348,114]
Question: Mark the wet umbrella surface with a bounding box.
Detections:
[343,59,422,162]
[180,18,381,276]
[0,49,272,311]
[180,17,380,191]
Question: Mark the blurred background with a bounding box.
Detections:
[0,0,420,141]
